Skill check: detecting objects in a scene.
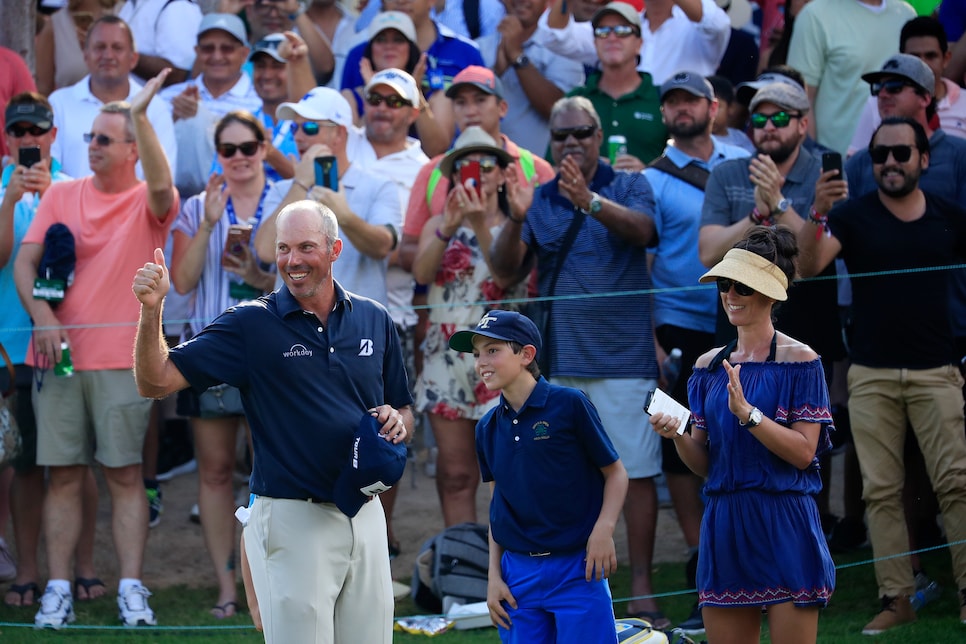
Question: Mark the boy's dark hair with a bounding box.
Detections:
[706,75,735,104]
[508,341,540,379]
[900,16,948,54]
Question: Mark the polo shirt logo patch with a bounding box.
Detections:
[634,111,655,121]
[532,421,550,441]
[358,339,374,356]
[282,344,313,358]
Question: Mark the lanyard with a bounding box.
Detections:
[224,182,271,228]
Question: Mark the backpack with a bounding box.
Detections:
[411,522,490,613]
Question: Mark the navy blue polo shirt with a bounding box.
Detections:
[476,377,620,554]
[340,21,484,97]
[169,282,412,501]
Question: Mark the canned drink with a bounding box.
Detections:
[608,135,627,164]
[54,341,74,378]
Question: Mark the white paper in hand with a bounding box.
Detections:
[644,388,691,435]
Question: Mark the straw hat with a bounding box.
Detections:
[699,248,789,301]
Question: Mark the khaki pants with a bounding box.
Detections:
[244,495,393,644]
[848,364,966,596]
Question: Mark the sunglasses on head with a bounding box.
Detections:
[454,156,499,173]
[871,79,912,96]
[869,144,914,164]
[217,141,261,158]
[716,278,756,297]
[7,123,50,138]
[749,111,801,129]
[593,25,639,39]
[365,92,410,109]
[83,132,131,146]
[550,126,598,142]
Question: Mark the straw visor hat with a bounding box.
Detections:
[699,248,789,302]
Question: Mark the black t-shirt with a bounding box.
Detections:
[828,191,966,368]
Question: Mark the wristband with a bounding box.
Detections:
[808,207,829,240]
[295,180,311,192]
[749,207,772,227]
[435,228,452,243]
[507,212,525,224]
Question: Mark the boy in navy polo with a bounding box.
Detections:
[449,310,628,643]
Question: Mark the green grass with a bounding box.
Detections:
[0,550,961,642]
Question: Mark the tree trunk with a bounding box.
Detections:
[0,1,36,74]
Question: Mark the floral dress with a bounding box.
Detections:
[414,221,527,420]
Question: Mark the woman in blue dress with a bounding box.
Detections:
[649,226,835,643]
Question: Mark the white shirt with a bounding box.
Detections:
[533,0,731,84]
[118,0,203,76]
[48,74,178,180]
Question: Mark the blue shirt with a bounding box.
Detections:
[644,141,749,333]
[0,160,70,364]
[168,282,413,500]
[340,22,483,97]
[522,162,658,378]
[476,377,620,554]
[846,128,966,337]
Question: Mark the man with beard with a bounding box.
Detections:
[490,96,667,627]
[797,117,966,635]
[699,81,847,375]
[642,71,748,636]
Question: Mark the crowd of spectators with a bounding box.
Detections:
[2,0,966,637]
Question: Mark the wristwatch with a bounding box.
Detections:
[585,192,603,214]
[771,198,790,218]
[511,54,531,70]
[739,407,764,428]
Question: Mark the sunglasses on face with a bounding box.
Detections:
[871,79,912,96]
[454,157,499,173]
[550,126,598,142]
[716,278,756,297]
[869,144,914,164]
[6,123,51,138]
[198,43,241,56]
[83,132,131,146]
[593,25,638,39]
[365,92,410,109]
[749,111,801,129]
[373,32,409,46]
[217,141,261,158]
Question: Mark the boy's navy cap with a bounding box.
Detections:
[333,413,407,518]
[660,71,714,102]
[449,310,542,355]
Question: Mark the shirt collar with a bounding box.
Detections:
[276,279,353,318]
[499,375,550,415]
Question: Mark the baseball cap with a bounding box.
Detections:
[4,102,53,130]
[333,413,408,518]
[715,0,752,28]
[591,1,642,29]
[449,310,542,355]
[445,65,505,100]
[276,87,353,127]
[660,71,714,102]
[197,13,248,46]
[365,68,421,107]
[249,33,286,64]
[735,72,805,106]
[368,10,417,44]
[861,54,935,95]
[749,81,811,113]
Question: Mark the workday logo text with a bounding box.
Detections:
[282,344,313,358]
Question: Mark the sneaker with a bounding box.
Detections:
[157,458,197,482]
[118,583,157,626]
[146,485,163,529]
[34,586,75,629]
[189,503,200,524]
[862,595,915,635]
[677,602,704,635]
[0,539,17,582]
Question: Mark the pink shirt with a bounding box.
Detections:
[23,177,176,370]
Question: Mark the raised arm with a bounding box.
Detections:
[132,69,177,219]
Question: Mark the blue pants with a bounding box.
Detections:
[499,550,617,644]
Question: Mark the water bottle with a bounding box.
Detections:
[910,575,941,611]
[662,348,683,391]
[54,342,74,378]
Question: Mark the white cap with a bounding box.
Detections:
[368,11,417,44]
[276,87,353,128]
[365,68,421,108]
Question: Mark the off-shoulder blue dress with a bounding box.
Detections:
[688,352,836,608]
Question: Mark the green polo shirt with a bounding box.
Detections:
[565,72,667,165]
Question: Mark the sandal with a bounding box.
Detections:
[4,581,39,608]
[626,609,673,631]
[74,577,107,602]
[211,601,239,619]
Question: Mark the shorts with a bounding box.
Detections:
[553,377,661,479]
[34,369,152,468]
[0,364,37,473]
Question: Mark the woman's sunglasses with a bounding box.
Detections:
[869,144,914,164]
[716,278,755,297]
[217,141,261,158]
